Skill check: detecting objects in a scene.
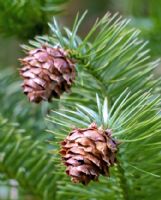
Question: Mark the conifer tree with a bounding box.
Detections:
[0,1,161,200]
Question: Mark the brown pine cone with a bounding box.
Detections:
[60,123,118,185]
[19,45,76,103]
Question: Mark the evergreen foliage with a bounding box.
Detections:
[0,115,58,200]
[0,11,161,200]
[0,0,69,39]
[113,0,161,57]
[48,91,161,200]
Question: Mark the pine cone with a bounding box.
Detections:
[60,123,118,185]
[19,45,76,103]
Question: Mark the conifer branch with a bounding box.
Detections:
[34,13,161,199]
[48,90,161,199]
[7,12,161,199]
[0,115,58,200]
[26,12,160,103]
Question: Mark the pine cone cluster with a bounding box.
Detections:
[19,45,75,103]
[60,123,118,185]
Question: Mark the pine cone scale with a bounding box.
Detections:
[34,52,49,62]
[22,71,36,79]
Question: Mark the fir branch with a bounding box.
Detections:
[19,12,161,199]
[47,91,161,200]
[0,115,59,200]
[27,12,161,104]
